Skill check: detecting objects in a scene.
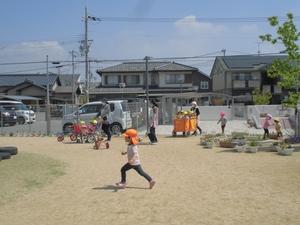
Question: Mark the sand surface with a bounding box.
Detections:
[0,136,300,225]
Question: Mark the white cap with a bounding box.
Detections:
[191,101,197,106]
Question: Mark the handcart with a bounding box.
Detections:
[172,113,197,137]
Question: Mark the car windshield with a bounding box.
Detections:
[14,103,29,110]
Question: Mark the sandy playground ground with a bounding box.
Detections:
[0,135,300,225]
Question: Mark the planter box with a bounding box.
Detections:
[277,148,294,156]
[246,146,258,153]
[234,145,245,152]
[219,141,235,148]
[258,146,277,152]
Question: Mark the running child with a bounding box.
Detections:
[116,129,156,189]
[217,112,227,135]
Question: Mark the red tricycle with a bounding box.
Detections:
[57,123,97,143]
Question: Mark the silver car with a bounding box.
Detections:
[62,100,132,135]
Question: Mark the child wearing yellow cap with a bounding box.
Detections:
[116,129,156,189]
[274,118,283,139]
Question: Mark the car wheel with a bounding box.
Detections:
[110,122,123,135]
[0,146,18,155]
[18,117,25,124]
[63,123,73,134]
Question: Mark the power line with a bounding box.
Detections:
[98,16,300,23]
[0,62,82,74]
[0,52,287,68]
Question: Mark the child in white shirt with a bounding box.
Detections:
[116,129,156,189]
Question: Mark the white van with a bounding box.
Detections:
[0,101,36,124]
[62,100,132,135]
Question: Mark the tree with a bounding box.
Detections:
[252,88,272,105]
[259,13,300,108]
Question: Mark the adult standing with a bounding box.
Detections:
[148,100,159,144]
[97,100,112,141]
[190,101,202,135]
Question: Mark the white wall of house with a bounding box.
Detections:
[181,105,232,120]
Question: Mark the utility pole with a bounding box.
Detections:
[71,50,75,106]
[84,6,89,102]
[46,55,51,135]
[144,56,150,133]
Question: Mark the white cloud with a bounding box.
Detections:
[0,41,69,73]
[0,41,67,60]
[174,15,227,34]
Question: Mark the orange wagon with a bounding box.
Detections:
[172,116,197,137]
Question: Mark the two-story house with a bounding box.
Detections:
[210,54,288,104]
[92,61,211,101]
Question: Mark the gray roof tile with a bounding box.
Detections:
[0,73,58,87]
[220,55,287,69]
[98,61,198,73]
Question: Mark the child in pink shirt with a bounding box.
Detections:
[263,114,273,139]
[116,129,156,189]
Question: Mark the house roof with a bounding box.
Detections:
[58,74,80,86]
[97,61,198,73]
[0,95,41,101]
[218,54,287,70]
[0,73,58,87]
[4,80,47,92]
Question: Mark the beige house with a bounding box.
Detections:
[210,54,288,104]
[93,61,211,101]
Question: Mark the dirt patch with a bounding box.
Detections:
[0,136,300,225]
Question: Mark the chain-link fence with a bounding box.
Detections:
[0,101,297,136]
[0,101,148,136]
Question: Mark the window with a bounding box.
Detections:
[233,73,253,81]
[233,80,246,88]
[165,74,184,84]
[273,85,282,94]
[200,81,209,89]
[105,75,119,85]
[125,75,140,85]
[80,104,102,114]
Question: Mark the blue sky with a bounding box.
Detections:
[0,0,300,77]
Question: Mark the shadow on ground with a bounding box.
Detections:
[92,185,149,192]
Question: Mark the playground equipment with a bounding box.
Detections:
[57,122,97,143]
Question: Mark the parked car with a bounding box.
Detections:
[0,101,36,124]
[0,106,17,126]
[62,100,132,135]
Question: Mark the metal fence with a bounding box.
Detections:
[0,102,297,136]
[0,101,148,136]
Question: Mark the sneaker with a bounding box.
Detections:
[115,182,126,189]
[149,180,156,189]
